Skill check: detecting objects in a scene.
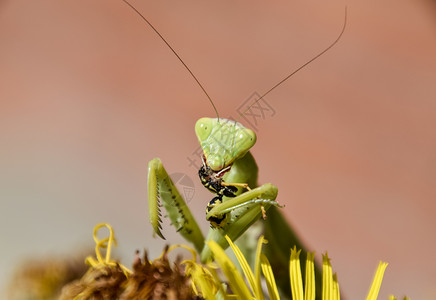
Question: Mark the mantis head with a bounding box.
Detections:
[195,118,257,171]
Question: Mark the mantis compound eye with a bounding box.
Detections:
[235,128,256,152]
[195,117,213,142]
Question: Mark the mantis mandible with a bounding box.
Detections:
[121,1,346,263]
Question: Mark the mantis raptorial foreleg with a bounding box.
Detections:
[206,184,279,221]
[148,145,280,262]
[147,158,204,253]
[201,182,280,261]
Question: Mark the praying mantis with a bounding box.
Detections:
[148,118,281,262]
[121,1,346,263]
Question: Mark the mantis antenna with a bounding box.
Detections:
[121,1,346,124]
[121,0,220,120]
[235,6,348,122]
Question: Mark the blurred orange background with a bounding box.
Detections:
[1,0,435,298]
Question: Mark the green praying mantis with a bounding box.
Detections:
[148,119,281,262]
[121,1,346,263]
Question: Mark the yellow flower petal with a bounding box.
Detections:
[289,246,304,300]
[366,261,388,300]
[322,252,334,300]
[207,266,231,299]
[225,235,260,299]
[207,240,253,299]
[304,252,316,300]
[254,236,267,299]
[84,223,132,277]
[260,253,280,300]
[191,265,216,300]
[333,273,340,300]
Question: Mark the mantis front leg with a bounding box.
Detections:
[148,158,205,253]
[148,157,280,263]
[201,183,279,262]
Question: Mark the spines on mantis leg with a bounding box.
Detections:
[147,158,205,253]
[147,158,164,239]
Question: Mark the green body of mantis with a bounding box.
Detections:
[121,2,346,292]
[148,117,280,262]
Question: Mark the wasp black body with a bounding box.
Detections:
[205,196,228,228]
[198,163,238,197]
[198,157,239,228]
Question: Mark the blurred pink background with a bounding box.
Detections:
[1,0,435,298]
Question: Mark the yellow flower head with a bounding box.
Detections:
[57,224,406,300]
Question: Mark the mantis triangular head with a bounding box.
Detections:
[195,117,257,172]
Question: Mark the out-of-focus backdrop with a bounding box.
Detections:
[1,0,435,298]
